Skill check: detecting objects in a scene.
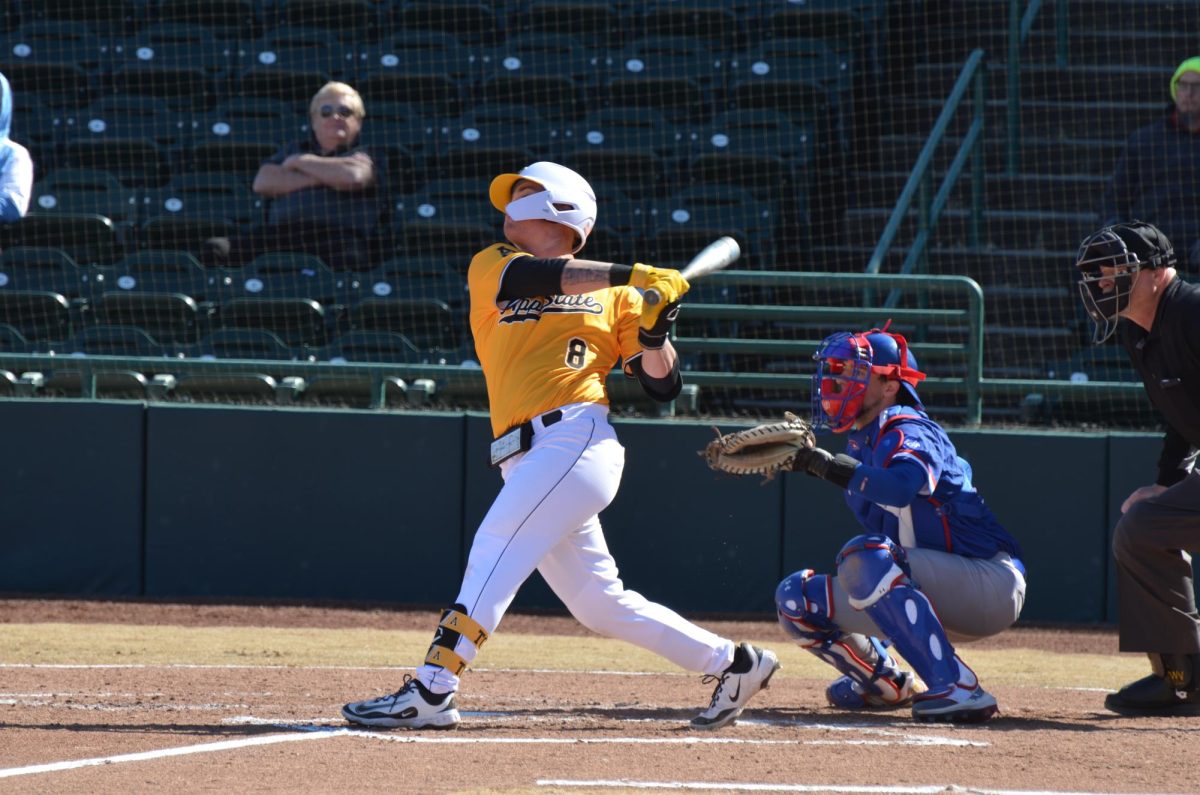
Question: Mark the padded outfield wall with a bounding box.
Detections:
[0,400,1177,624]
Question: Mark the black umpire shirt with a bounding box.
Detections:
[1118,276,1200,486]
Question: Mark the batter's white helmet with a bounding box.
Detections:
[489,161,596,253]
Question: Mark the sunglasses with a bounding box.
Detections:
[318,104,356,119]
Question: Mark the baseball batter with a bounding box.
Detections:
[342,162,779,730]
[774,325,1026,722]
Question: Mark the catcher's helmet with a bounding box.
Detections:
[489,161,597,253]
[812,325,926,433]
[1075,220,1176,344]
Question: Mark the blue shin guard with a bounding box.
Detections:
[776,568,911,707]
[836,535,972,698]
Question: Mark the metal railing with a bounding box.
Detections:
[865,48,987,310]
[1007,0,1070,174]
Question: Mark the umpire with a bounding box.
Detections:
[1075,220,1200,715]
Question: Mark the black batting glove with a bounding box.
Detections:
[790,446,860,489]
[638,300,681,350]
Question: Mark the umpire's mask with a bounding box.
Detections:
[1075,221,1175,344]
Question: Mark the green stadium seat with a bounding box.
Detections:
[123,23,247,80]
[30,169,140,226]
[0,323,33,353]
[357,66,465,118]
[235,63,332,106]
[646,185,774,268]
[0,368,18,393]
[111,63,215,114]
[156,0,264,40]
[0,60,93,109]
[92,291,206,345]
[0,290,73,342]
[143,172,264,230]
[451,102,563,159]
[479,72,585,123]
[514,0,624,51]
[251,25,347,78]
[0,245,91,301]
[641,0,743,46]
[363,257,467,308]
[197,328,301,361]
[280,0,380,43]
[359,30,477,85]
[80,95,202,156]
[106,249,211,301]
[63,136,172,189]
[562,147,670,198]
[218,296,328,348]
[572,107,689,164]
[347,296,460,354]
[481,32,597,88]
[190,98,302,176]
[320,329,425,363]
[139,216,237,261]
[389,1,499,46]
[393,180,501,260]
[21,0,142,33]
[235,252,352,304]
[68,325,169,357]
[0,21,109,74]
[3,213,122,266]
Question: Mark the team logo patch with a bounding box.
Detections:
[902,439,923,450]
[500,294,604,323]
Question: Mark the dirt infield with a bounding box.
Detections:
[1,599,1197,794]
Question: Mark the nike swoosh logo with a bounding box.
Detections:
[730,679,742,703]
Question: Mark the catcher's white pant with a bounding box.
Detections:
[421,401,735,694]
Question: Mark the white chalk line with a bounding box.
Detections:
[538,781,1181,795]
[0,728,353,780]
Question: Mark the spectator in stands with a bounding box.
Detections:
[204,81,383,271]
[0,71,34,223]
[1100,57,1200,268]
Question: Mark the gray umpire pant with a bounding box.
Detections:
[1113,471,1200,654]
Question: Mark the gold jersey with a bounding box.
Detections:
[468,243,644,437]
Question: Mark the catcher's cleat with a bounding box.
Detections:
[911,682,998,723]
[342,675,461,729]
[691,643,781,730]
[826,671,914,710]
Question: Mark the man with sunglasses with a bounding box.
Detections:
[1100,57,1200,267]
[771,325,1025,723]
[341,161,780,731]
[1075,221,1200,715]
[204,81,382,271]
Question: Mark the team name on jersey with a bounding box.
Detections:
[499,294,605,324]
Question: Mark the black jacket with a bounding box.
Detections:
[1119,277,1200,485]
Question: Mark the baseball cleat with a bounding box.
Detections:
[911,682,998,723]
[691,643,781,730]
[826,671,914,710]
[342,675,461,729]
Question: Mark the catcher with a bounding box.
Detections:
[704,324,1027,723]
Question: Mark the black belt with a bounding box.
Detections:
[489,409,563,467]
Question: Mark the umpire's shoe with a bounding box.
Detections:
[342,675,461,729]
[1105,653,1200,716]
[691,643,781,730]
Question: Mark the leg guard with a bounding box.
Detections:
[836,534,972,698]
[776,569,911,707]
[424,603,490,676]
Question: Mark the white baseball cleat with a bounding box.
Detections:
[691,642,781,729]
[342,675,461,729]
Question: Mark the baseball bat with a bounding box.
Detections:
[644,236,741,305]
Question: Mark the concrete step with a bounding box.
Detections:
[908,62,1171,104]
[854,169,1109,213]
[920,0,1200,36]
[842,205,1097,251]
[811,244,1076,290]
[875,134,1123,178]
[888,96,1159,141]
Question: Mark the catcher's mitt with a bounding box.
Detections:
[701,411,816,482]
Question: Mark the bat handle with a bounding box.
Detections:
[644,288,662,306]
